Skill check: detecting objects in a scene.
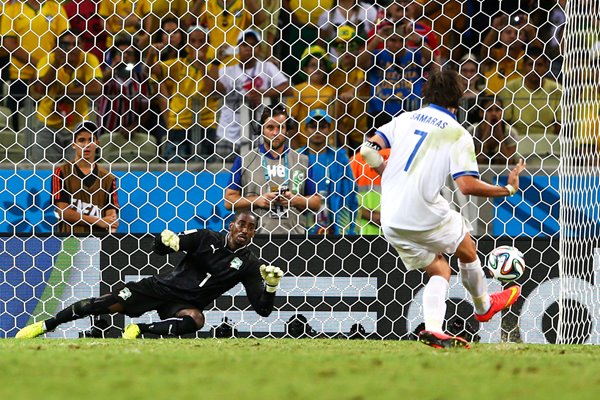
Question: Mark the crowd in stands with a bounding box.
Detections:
[0,0,573,233]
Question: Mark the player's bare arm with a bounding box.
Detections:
[55,201,115,231]
[455,159,526,197]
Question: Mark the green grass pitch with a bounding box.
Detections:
[1,339,600,400]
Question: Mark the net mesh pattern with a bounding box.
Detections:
[0,1,583,342]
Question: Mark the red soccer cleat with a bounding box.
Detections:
[475,286,521,323]
[418,330,471,349]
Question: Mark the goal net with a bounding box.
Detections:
[0,1,584,343]
[557,0,600,344]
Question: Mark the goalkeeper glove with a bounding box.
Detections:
[260,265,284,293]
[161,229,180,252]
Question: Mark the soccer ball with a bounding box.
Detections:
[486,245,525,282]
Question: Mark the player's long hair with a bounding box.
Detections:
[422,70,465,109]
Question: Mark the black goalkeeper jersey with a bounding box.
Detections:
[151,229,275,316]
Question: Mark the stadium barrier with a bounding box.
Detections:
[4,233,598,344]
[0,168,562,237]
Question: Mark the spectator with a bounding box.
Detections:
[191,0,266,64]
[349,132,390,234]
[498,47,562,159]
[187,26,220,161]
[512,12,537,51]
[213,29,291,158]
[146,17,187,145]
[256,0,282,61]
[224,104,321,234]
[283,0,334,29]
[367,0,442,68]
[64,0,108,63]
[142,0,191,48]
[417,0,467,62]
[298,109,358,235]
[480,14,530,94]
[96,34,151,137]
[358,22,430,128]
[572,55,600,166]
[547,0,566,79]
[145,16,187,71]
[52,121,119,235]
[98,0,149,49]
[461,54,483,101]
[279,0,334,79]
[457,53,483,125]
[287,45,336,149]
[0,0,69,131]
[0,0,7,84]
[317,0,378,42]
[328,24,358,64]
[31,31,102,163]
[468,96,520,165]
[155,26,219,162]
[329,25,369,150]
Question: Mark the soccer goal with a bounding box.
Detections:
[0,1,593,344]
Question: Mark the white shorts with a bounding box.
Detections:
[382,210,472,271]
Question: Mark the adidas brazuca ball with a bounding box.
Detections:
[486,245,526,282]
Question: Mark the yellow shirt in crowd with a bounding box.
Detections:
[99,0,150,47]
[329,66,368,147]
[141,0,190,32]
[288,0,333,25]
[0,0,69,80]
[0,0,7,59]
[573,85,600,145]
[498,77,562,137]
[142,0,189,19]
[36,52,102,129]
[287,81,336,148]
[157,58,218,130]
[483,51,525,94]
[198,0,253,64]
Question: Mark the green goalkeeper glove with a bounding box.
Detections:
[260,265,284,293]
[161,229,180,252]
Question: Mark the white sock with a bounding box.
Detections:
[423,275,449,333]
[459,259,491,314]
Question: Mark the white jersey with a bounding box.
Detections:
[217,61,288,143]
[377,104,479,231]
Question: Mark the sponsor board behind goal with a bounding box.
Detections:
[4,234,595,343]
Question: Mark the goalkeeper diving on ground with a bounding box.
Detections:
[16,211,284,339]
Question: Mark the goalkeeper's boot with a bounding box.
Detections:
[475,286,521,323]
[418,330,470,349]
[122,324,141,339]
[15,321,47,339]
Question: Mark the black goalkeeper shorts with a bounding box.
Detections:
[112,277,197,320]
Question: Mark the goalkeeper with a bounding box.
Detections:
[16,211,284,339]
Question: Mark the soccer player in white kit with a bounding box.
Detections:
[360,70,526,349]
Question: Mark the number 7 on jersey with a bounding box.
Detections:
[404,130,428,172]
